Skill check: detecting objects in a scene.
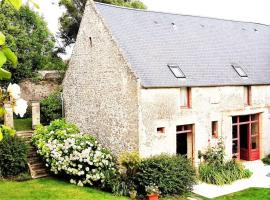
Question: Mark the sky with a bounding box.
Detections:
[34,0,270,58]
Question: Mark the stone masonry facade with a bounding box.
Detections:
[63,1,140,155]
[139,86,270,164]
[63,1,270,162]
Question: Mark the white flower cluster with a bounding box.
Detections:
[33,120,116,187]
[7,83,27,117]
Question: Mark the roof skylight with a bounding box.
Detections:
[168,64,186,78]
[232,64,248,77]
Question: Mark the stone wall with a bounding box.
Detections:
[139,86,270,165]
[63,1,140,155]
[19,71,61,102]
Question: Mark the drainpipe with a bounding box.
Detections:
[60,92,64,118]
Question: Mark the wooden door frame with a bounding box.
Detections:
[176,124,194,162]
[232,114,260,160]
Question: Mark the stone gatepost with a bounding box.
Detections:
[4,104,14,128]
[32,101,40,129]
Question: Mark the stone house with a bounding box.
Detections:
[63,1,270,164]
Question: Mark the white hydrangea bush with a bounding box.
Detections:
[32,119,116,187]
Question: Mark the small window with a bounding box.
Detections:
[180,87,191,108]
[232,65,248,77]
[212,121,218,138]
[157,127,165,134]
[168,64,186,78]
[244,86,252,105]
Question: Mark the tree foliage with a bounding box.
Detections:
[59,0,146,48]
[0,4,66,83]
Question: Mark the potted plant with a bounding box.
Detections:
[145,184,160,200]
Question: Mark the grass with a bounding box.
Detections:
[0,177,269,200]
[0,178,129,200]
[214,188,270,200]
[14,118,32,131]
[163,188,270,200]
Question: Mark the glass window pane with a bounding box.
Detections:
[251,114,258,121]
[251,123,258,136]
[232,125,238,139]
[232,140,238,154]
[232,116,237,124]
[239,115,249,122]
[232,65,248,77]
[251,136,258,149]
[168,65,186,78]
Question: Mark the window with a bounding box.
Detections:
[180,87,191,108]
[157,127,165,134]
[168,64,186,78]
[244,86,252,105]
[232,64,248,77]
[212,121,218,138]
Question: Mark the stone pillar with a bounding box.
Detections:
[32,101,40,129]
[4,104,14,128]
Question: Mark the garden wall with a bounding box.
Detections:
[19,70,61,102]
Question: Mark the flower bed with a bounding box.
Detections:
[198,140,252,185]
[32,119,116,187]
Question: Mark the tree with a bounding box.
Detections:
[0,0,21,81]
[59,0,146,48]
[0,4,66,83]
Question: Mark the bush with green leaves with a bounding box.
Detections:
[0,125,29,177]
[199,140,252,185]
[105,151,141,196]
[32,119,116,187]
[262,154,270,165]
[0,4,66,84]
[40,90,62,125]
[134,154,196,196]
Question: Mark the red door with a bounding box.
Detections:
[232,114,260,161]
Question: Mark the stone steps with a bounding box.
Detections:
[17,130,50,179]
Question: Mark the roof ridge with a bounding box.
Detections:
[95,2,270,27]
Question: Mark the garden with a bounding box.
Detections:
[0,0,270,200]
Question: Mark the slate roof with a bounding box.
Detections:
[95,3,270,87]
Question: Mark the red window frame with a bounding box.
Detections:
[232,114,260,160]
[212,121,218,138]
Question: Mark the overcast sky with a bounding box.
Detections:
[36,0,270,35]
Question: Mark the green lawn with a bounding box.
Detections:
[0,177,269,200]
[0,178,129,200]
[214,188,270,200]
[14,118,32,131]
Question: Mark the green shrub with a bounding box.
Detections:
[262,154,270,165]
[134,154,196,196]
[107,151,141,196]
[0,125,29,177]
[40,90,62,125]
[199,141,252,185]
[32,119,116,188]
